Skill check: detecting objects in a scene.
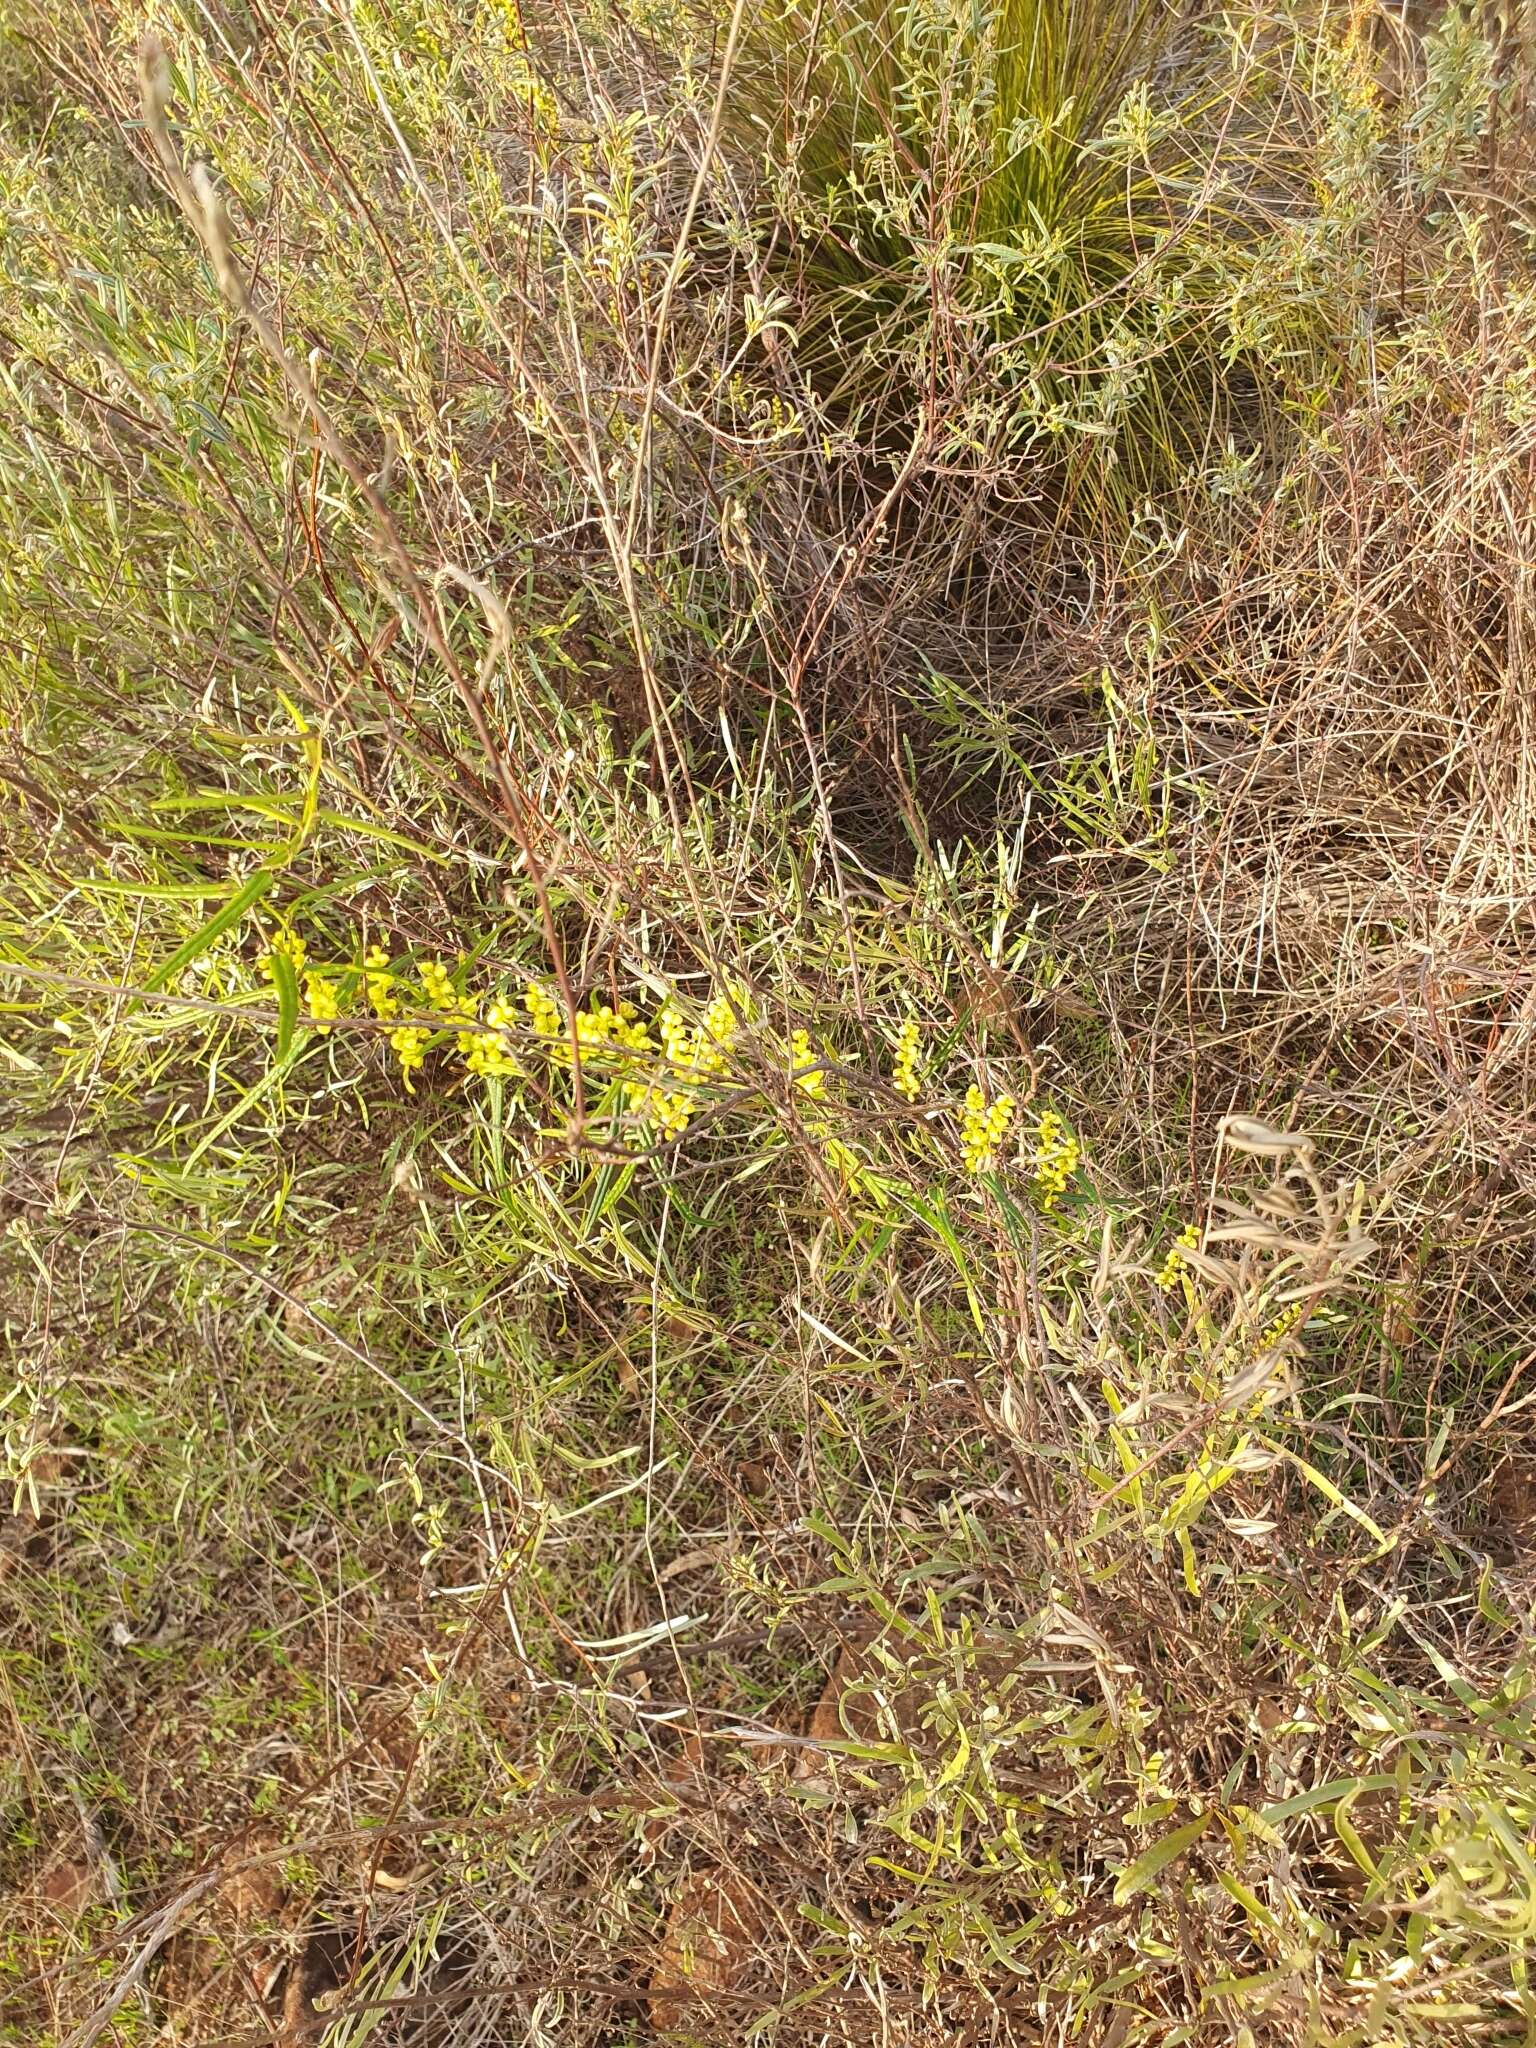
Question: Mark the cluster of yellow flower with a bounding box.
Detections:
[789,1027,824,1098]
[252,930,1093,1195]
[1156,1221,1200,1292]
[1254,1300,1306,1352]
[522,982,562,1037]
[389,1023,430,1088]
[458,995,521,1079]
[961,1085,1016,1173]
[357,945,433,1086]
[304,971,340,1030]
[630,988,747,1138]
[419,958,456,1011]
[626,1078,694,1141]
[655,988,742,1079]
[1032,1108,1079,1207]
[700,989,741,1070]
[655,1002,692,1070]
[574,999,651,1056]
[460,983,653,1089]
[890,1016,922,1102]
[563,996,686,1132]
[363,944,399,1021]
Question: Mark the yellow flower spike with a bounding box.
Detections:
[419,958,456,1012]
[304,970,340,1031]
[891,1016,922,1102]
[1156,1221,1200,1292]
[611,1006,653,1055]
[628,1081,692,1141]
[790,1027,824,1098]
[1031,1107,1077,1207]
[522,981,561,1037]
[961,1084,1016,1174]
[364,944,399,1020]
[574,1001,628,1052]
[697,993,737,1075]
[1257,1300,1305,1347]
[658,1090,692,1139]
[459,994,521,1080]
[389,1023,430,1090]
[676,982,747,1078]
[657,1002,696,1073]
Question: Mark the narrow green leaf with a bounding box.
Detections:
[895,1187,983,1331]
[148,791,298,820]
[181,1046,299,1170]
[142,870,276,991]
[270,947,299,1060]
[1334,1790,1381,1882]
[311,810,446,859]
[81,871,272,898]
[1256,1436,1390,1550]
[1111,1815,1207,1904]
[1258,1774,1397,1825]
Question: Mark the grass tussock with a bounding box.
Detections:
[3,0,1536,2043]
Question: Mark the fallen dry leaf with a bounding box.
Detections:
[648,1870,760,2032]
[804,1638,886,1749]
[38,1857,97,1923]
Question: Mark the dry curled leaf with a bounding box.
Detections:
[1219,1116,1313,1157]
[1180,1246,1245,1290]
[1205,1217,1301,1249]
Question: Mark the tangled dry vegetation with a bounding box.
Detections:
[4,1,1536,2043]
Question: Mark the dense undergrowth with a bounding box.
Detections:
[3,1,1536,2043]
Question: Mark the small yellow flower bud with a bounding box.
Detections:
[1156,1222,1200,1292]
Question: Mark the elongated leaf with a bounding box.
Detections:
[81,872,267,898]
[104,811,284,851]
[1334,1790,1381,1881]
[1112,1815,1207,1904]
[1215,1868,1281,1931]
[1258,1774,1397,1826]
[311,810,445,859]
[895,1187,983,1331]
[269,946,299,1059]
[181,1045,299,1170]
[149,792,299,821]
[142,870,276,991]
[1257,1437,1390,1550]
[967,240,1039,265]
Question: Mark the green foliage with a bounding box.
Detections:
[742,0,1299,509]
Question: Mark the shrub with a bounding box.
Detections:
[735,0,1309,517]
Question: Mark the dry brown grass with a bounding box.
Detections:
[4,1,1536,2043]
